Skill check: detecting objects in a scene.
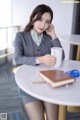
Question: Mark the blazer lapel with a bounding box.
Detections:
[24,31,34,56]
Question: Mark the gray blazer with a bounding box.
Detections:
[14,31,65,66]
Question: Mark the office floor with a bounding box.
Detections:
[0,61,80,120]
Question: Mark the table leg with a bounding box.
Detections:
[5,28,8,62]
[76,45,80,61]
[58,105,67,120]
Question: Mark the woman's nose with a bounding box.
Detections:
[41,22,45,28]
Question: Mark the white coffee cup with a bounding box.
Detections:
[51,47,62,67]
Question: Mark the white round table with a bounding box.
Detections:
[59,35,80,45]
[15,60,80,106]
[59,34,80,60]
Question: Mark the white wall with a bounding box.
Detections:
[0,0,11,26]
[12,0,74,60]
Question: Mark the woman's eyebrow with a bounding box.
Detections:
[41,17,51,21]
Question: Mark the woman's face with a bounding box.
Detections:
[33,12,51,35]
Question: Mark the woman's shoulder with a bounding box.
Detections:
[15,31,31,44]
[16,31,30,37]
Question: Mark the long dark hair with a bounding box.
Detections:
[24,4,53,32]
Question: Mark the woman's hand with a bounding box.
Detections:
[46,24,57,39]
[38,54,56,66]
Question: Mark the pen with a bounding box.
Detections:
[32,80,46,85]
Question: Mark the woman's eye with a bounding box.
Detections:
[46,21,50,24]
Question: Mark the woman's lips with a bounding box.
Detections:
[39,28,44,31]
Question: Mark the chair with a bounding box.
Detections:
[58,105,80,120]
[76,45,80,61]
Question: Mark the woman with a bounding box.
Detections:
[14,4,65,120]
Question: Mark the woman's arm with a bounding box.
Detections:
[51,38,65,60]
[46,24,65,60]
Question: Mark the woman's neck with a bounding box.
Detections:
[32,28,42,36]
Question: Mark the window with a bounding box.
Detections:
[0,0,20,63]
